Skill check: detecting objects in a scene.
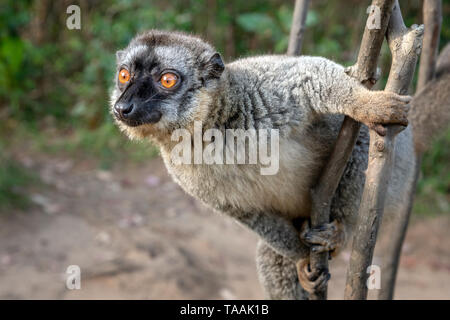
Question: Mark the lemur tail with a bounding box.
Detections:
[409,43,450,154]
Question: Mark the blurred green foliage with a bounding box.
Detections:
[0,145,36,210]
[0,0,448,213]
[414,127,450,215]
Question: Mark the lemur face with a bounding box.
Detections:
[111,30,224,139]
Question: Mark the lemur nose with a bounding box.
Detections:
[114,102,134,119]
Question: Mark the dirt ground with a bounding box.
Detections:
[0,151,449,300]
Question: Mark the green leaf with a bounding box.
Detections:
[236,13,277,35]
[276,6,293,32]
[306,10,319,27]
[0,38,25,75]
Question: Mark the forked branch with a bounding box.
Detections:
[379,0,441,300]
[306,0,395,300]
[344,0,423,300]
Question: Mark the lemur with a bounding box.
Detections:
[110,30,448,299]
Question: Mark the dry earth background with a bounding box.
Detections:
[0,149,449,300]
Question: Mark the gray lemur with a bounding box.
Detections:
[110,30,444,299]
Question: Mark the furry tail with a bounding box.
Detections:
[410,43,450,154]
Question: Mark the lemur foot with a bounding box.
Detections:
[353,91,412,136]
[296,259,330,294]
[300,220,345,254]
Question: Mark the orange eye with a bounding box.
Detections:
[118,69,130,84]
[160,73,178,88]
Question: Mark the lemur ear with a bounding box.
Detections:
[116,50,125,62]
[203,52,225,79]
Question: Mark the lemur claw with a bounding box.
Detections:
[296,259,331,294]
[300,220,345,254]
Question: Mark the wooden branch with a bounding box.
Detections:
[417,0,442,90]
[376,159,420,300]
[306,0,395,300]
[378,0,441,300]
[344,1,423,300]
[287,0,310,56]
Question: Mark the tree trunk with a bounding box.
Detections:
[378,0,442,300]
[418,0,442,89]
[344,1,423,300]
[302,0,395,300]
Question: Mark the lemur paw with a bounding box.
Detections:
[296,258,330,294]
[300,220,345,254]
[354,91,412,136]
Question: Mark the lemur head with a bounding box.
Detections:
[110,30,225,140]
